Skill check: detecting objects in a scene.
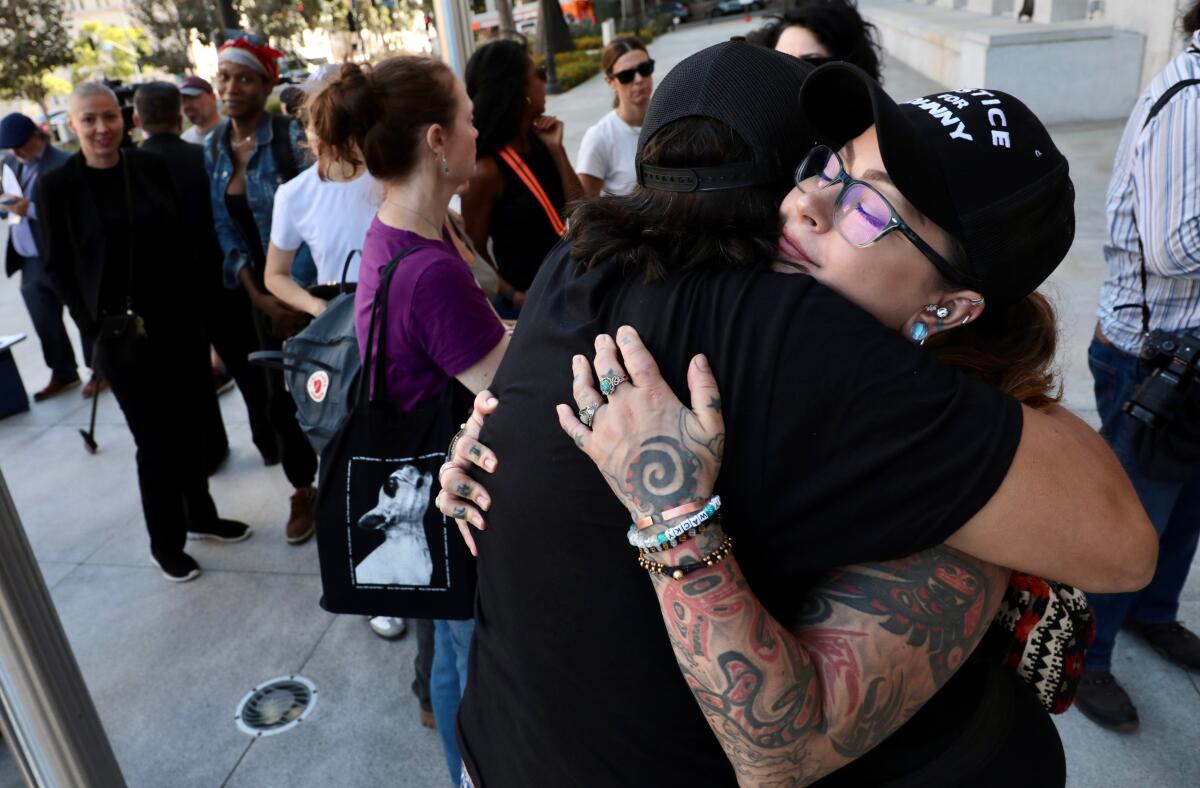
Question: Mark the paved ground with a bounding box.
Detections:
[2,13,1199,788]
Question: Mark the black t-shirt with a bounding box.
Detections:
[458,242,1025,787]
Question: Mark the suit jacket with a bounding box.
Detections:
[140,133,224,295]
[3,144,71,277]
[34,149,202,337]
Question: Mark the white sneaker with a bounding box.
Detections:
[368,616,408,639]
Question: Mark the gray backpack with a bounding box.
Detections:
[249,253,363,455]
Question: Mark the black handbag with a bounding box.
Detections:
[93,153,145,371]
[306,249,360,302]
[314,246,476,619]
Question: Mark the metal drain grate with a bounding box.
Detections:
[235,676,318,737]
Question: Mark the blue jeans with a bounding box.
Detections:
[432,618,474,786]
[1085,335,1200,672]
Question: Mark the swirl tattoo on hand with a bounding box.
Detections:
[624,436,701,513]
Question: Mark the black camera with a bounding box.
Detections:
[1123,329,1200,427]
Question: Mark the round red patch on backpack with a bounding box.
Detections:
[307,371,329,403]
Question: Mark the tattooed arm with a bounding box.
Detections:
[554,326,1006,785]
[646,528,1005,786]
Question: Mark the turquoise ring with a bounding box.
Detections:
[599,374,628,397]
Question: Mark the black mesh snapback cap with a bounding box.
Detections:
[636,39,816,193]
[799,62,1075,307]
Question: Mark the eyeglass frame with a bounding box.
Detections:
[608,59,656,85]
[794,145,954,275]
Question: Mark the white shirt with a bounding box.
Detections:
[269,165,383,284]
[182,124,215,145]
[576,110,641,196]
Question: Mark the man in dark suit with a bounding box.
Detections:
[1,113,83,400]
[134,81,274,476]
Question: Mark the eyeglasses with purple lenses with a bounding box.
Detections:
[794,145,952,273]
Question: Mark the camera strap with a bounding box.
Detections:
[1115,71,1200,341]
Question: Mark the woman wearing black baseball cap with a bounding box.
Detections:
[435,45,1152,787]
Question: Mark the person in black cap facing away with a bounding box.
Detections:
[1,112,82,400]
[438,44,1155,787]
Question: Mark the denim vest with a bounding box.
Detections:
[204,115,314,288]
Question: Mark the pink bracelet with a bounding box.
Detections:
[633,498,708,531]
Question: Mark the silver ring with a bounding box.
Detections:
[579,402,599,428]
[599,374,628,397]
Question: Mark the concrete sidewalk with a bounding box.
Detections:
[2,15,1199,788]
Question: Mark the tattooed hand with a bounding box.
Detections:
[556,326,726,520]
[434,389,501,557]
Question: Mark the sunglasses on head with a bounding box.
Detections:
[795,145,953,274]
[609,59,655,85]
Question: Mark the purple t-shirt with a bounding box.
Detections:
[355,217,505,412]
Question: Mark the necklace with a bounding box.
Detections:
[232,132,255,148]
[385,200,442,236]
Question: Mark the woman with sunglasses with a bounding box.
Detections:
[462,40,583,317]
[577,37,655,197]
[435,50,1155,787]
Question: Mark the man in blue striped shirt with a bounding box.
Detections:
[1083,2,1200,732]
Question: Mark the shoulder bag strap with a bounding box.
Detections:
[120,151,136,315]
[341,249,360,291]
[497,145,566,237]
[359,245,417,406]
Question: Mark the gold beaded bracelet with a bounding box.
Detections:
[638,535,734,581]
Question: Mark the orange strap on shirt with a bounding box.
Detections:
[497,145,566,237]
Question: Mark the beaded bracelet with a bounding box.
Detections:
[638,519,720,554]
[639,535,734,580]
[633,498,709,530]
[627,496,722,550]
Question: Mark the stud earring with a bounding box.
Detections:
[923,304,950,320]
[910,322,929,345]
[440,154,450,175]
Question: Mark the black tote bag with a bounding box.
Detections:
[314,247,475,620]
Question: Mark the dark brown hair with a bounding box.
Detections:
[307,57,457,182]
[568,116,783,280]
[927,246,1061,411]
[602,37,649,108]
[1185,0,1200,35]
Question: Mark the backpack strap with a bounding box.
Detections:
[496,145,566,237]
[271,114,300,183]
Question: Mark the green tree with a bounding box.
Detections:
[0,0,76,120]
[130,0,222,74]
[70,23,153,84]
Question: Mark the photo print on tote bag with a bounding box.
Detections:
[347,452,452,589]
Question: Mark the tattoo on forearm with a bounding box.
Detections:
[647,547,1004,786]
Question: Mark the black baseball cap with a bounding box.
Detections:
[636,39,815,194]
[799,62,1075,307]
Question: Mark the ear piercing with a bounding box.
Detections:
[440,154,450,175]
[910,323,929,344]
[970,297,984,306]
[924,304,950,319]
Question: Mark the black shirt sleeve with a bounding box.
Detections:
[750,278,1022,579]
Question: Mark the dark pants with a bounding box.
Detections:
[1085,335,1200,672]
[413,618,434,710]
[252,310,317,489]
[16,253,79,380]
[100,329,218,557]
[205,286,276,460]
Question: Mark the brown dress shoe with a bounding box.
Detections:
[33,376,81,402]
[81,375,109,398]
[286,487,316,544]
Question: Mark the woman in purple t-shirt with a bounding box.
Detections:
[309,58,507,786]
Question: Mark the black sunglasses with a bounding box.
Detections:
[609,59,655,85]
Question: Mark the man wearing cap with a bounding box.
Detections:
[205,34,319,545]
[179,76,221,146]
[0,113,81,400]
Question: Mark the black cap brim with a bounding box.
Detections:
[799,63,963,278]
